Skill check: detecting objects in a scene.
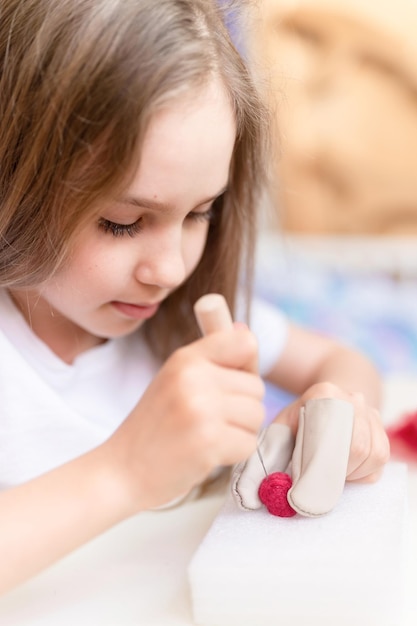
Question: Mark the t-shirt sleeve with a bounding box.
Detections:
[236,295,289,377]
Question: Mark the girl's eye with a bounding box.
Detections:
[187,207,215,224]
[98,217,142,238]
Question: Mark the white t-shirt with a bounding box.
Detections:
[0,289,288,488]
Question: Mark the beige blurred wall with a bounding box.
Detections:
[250,0,417,235]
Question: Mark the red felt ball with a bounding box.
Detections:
[258,472,297,517]
[386,410,417,461]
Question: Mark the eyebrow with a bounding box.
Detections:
[117,185,228,211]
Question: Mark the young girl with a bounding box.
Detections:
[0,0,388,594]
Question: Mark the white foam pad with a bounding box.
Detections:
[188,462,408,626]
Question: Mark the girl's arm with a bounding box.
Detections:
[265,322,389,482]
[0,445,132,595]
[0,325,264,595]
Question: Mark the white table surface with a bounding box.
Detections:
[1,374,416,626]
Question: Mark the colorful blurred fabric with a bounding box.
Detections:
[255,241,417,421]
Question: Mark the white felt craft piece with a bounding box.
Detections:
[188,462,408,626]
[288,397,354,516]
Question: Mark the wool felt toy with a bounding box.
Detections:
[232,397,354,517]
[258,471,296,517]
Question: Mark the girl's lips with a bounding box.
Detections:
[111,301,160,320]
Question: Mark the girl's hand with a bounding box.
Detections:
[274,382,390,484]
[104,326,265,512]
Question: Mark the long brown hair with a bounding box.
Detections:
[0,0,270,358]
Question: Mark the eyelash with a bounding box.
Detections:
[98,218,142,238]
[98,207,215,238]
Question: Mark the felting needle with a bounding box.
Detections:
[193,293,268,476]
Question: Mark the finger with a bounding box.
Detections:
[196,327,260,373]
[347,468,384,484]
[161,407,260,477]
[212,424,260,467]
[345,412,372,477]
[348,391,366,406]
[210,367,265,399]
[186,393,265,449]
[221,395,265,433]
[346,413,390,481]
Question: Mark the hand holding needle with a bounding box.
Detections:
[193,293,267,475]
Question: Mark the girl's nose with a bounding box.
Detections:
[134,232,186,289]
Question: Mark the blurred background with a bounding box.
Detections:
[237,0,417,415]
[252,0,417,236]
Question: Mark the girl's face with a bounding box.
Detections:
[11,80,236,362]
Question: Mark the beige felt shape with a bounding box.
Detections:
[288,397,354,517]
[231,423,295,511]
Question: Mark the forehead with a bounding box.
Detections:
[122,80,236,203]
